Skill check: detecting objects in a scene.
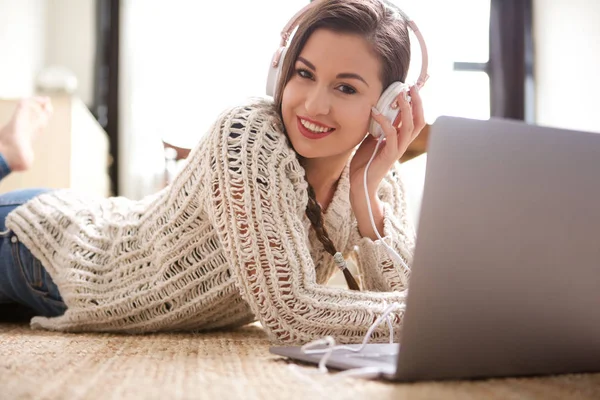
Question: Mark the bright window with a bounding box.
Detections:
[393,0,491,121]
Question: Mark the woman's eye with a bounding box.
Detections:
[296,69,313,79]
[294,68,356,94]
[337,85,357,95]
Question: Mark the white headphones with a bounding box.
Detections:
[265,0,430,139]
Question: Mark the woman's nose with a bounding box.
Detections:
[304,86,331,116]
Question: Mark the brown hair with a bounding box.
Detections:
[274,0,412,290]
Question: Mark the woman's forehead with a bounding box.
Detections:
[298,29,381,81]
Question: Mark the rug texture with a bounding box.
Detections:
[1,306,600,400]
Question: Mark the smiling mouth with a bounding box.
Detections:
[298,117,335,134]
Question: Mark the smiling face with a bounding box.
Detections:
[281,28,384,160]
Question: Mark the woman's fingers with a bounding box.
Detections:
[371,107,398,141]
[394,90,414,152]
[409,85,425,140]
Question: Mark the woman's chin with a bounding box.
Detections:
[287,136,322,159]
[293,146,320,159]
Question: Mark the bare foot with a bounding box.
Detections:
[0,97,53,172]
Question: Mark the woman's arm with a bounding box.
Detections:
[204,103,407,345]
[344,162,415,292]
[344,85,424,292]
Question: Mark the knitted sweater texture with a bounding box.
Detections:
[6,99,415,344]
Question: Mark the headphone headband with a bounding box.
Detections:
[270,0,430,89]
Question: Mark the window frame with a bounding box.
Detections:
[454,0,534,122]
[93,0,120,196]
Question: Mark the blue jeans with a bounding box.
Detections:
[0,154,66,317]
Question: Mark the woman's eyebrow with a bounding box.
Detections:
[297,56,369,87]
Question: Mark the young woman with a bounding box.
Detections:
[0,0,426,345]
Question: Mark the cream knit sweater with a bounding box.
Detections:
[6,98,416,345]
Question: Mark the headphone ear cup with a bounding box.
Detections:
[266,47,288,98]
[368,81,408,138]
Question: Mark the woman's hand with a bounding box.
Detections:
[349,85,425,240]
[350,84,426,195]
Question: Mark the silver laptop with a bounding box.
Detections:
[270,116,600,382]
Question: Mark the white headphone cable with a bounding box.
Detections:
[363,134,409,269]
[291,302,403,379]
[291,139,411,380]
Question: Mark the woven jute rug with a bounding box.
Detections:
[2,307,600,400]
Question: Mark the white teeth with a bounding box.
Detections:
[300,119,333,133]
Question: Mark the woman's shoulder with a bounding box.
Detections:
[217,97,284,134]
[211,97,295,158]
[207,97,308,204]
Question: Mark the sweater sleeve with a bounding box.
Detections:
[345,162,416,292]
[204,101,407,345]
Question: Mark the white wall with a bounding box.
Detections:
[0,0,95,105]
[45,0,96,105]
[533,0,600,133]
[0,0,47,97]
